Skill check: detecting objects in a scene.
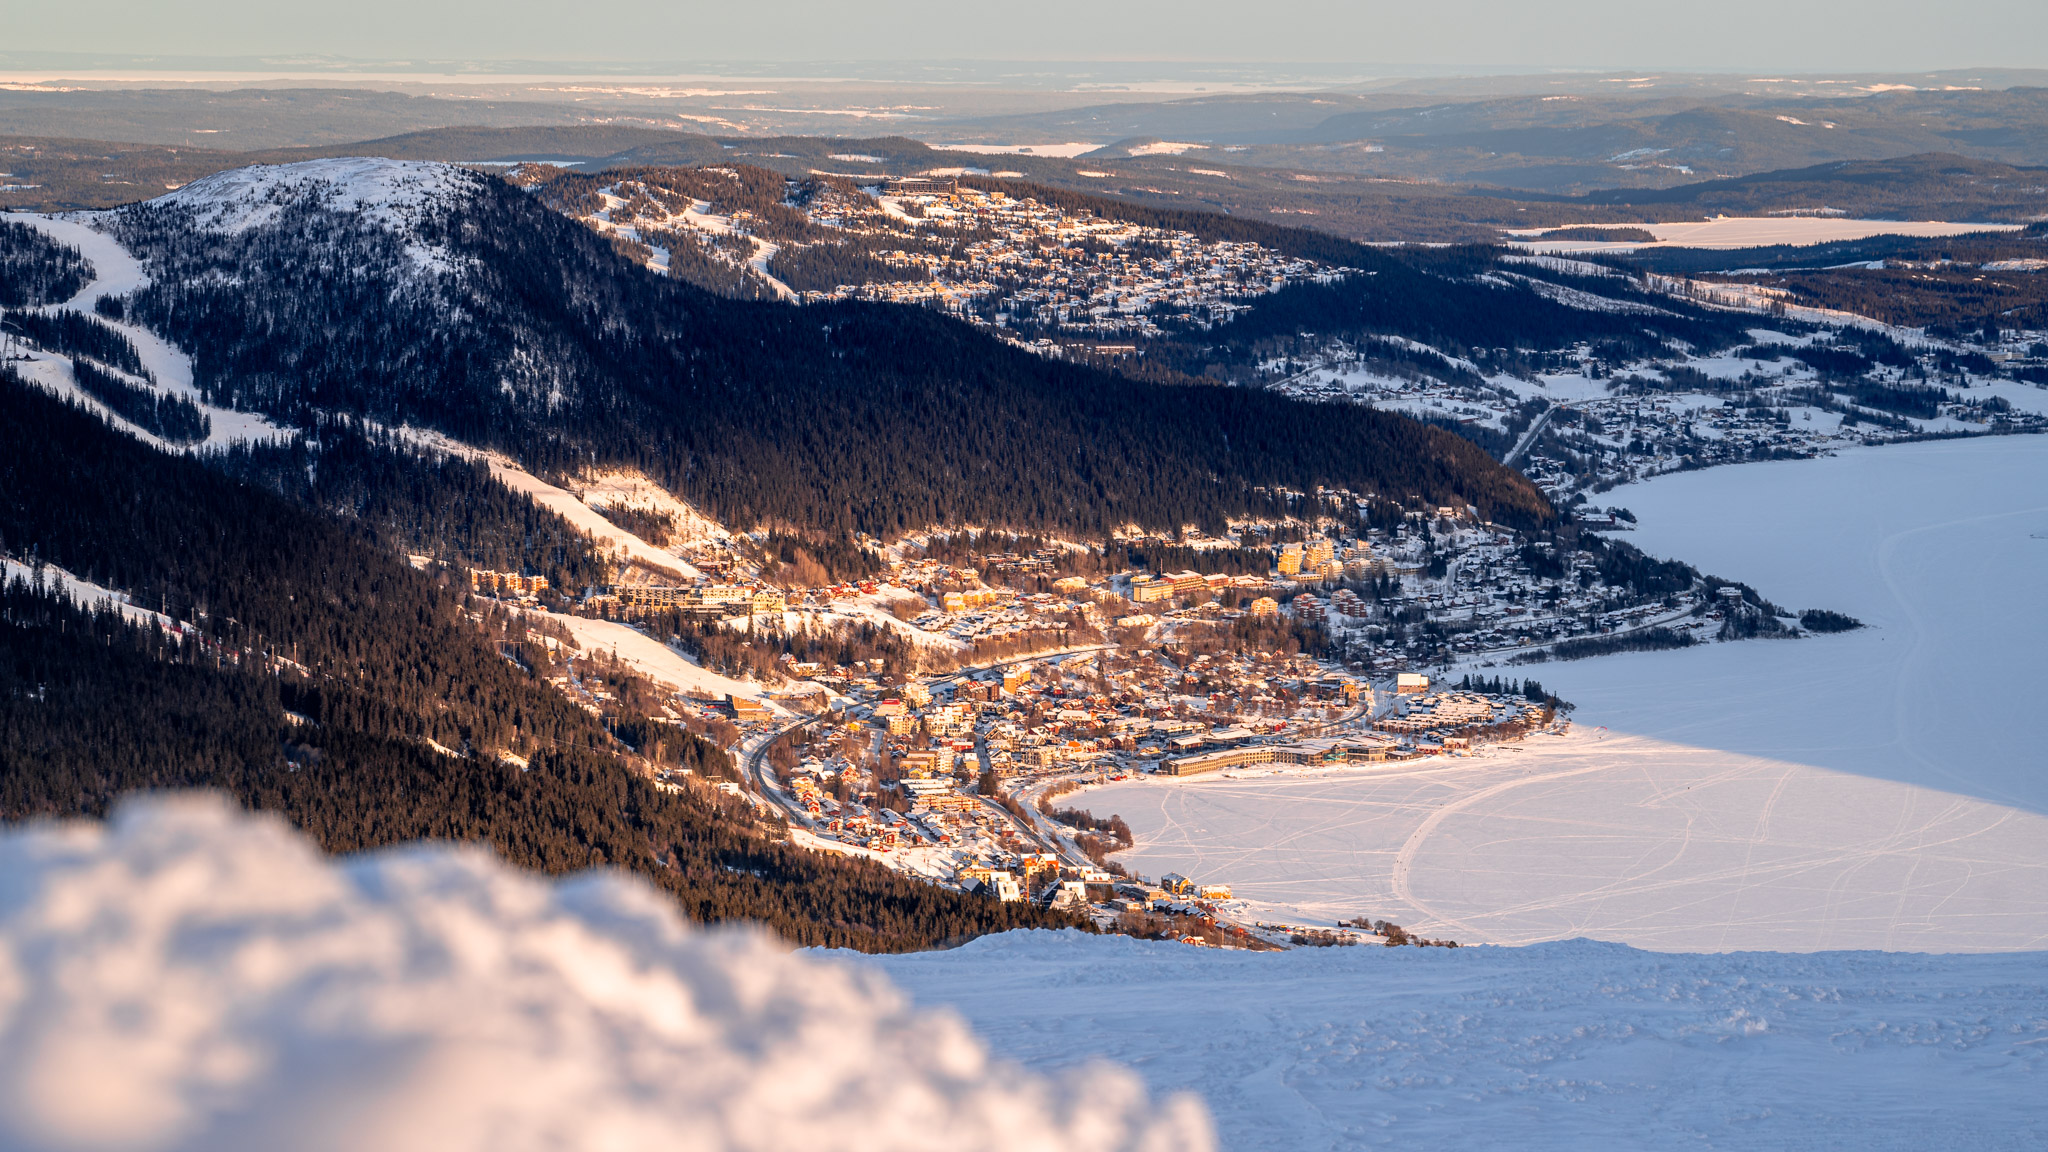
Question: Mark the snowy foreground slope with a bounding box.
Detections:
[869,931,2048,1151]
[5,798,2039,1152]
[0,797,1204,1152]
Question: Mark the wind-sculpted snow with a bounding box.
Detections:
[0,795,1209,1152]
[872,930,2048,1150]
[149,158,483,271]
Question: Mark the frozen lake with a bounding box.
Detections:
[1087,435,2048,951]
[1509,216,2020,253]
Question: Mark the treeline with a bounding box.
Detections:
[769,237,930,294]
[104,174,1556,537]
[0,220,92,306]
[1576,154,2048,224]
[69,357,209,443]
[1799,609,1862,633]
[0,373,1074,951]
[647,614,920,683]
[208,419,613,595]
[637,227,781,300]
[1512,626,1697,663]
[1125,542,1275,577]
[1764,266,2048,334]
[1455,674,1563,704]
[758,530,884,585]
[594,501,677,547]
[1144,246,1751,385]
[8,307,149,377]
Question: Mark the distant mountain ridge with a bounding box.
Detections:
[87,158,1556,535]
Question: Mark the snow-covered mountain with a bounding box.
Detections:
[150,157,485,273]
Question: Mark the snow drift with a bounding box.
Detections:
[0,795,1209,1152]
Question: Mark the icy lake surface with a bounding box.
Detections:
[1511,216,2021,253]
[1085,435,2048,951]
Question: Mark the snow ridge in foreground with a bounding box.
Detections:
[0,795,1208,1152]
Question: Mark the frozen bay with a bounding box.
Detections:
[1084,435,2048,950]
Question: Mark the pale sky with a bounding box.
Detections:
[4,0,2044,75]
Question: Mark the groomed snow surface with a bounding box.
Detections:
[0,795,1206,1152]
[1086,435,2048,952]
[870,930,2048,1151]
[12,214,291,451]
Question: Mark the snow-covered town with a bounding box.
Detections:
[1269,312,2048,503]
[553,168,1342,346]
[462,485,1781,940]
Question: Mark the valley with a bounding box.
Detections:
[2,37,2047,1150]
[4,151,2046,957]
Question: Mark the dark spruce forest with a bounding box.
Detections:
[0,371,1073,951]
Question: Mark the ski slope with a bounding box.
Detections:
[526,608,778,708]
[868,930,2048,1152]
[12,214,289,450]
[1086,435,2048,952]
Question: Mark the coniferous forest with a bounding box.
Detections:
[0,372,1073,951]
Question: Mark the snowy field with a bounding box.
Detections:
[870,930,2048,1151]
[929,142,1102,158]
[1084,435,2048,951]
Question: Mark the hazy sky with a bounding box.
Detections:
[7,0,2045,75]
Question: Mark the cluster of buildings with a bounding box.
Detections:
[1274,333,2048,505]
[468,569,549,598]
[585,171,1342,351]
[594,582,789,618]
[861,183,1335,343]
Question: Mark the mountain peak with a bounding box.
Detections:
[147,158,484,272]
[156,157,481,232]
